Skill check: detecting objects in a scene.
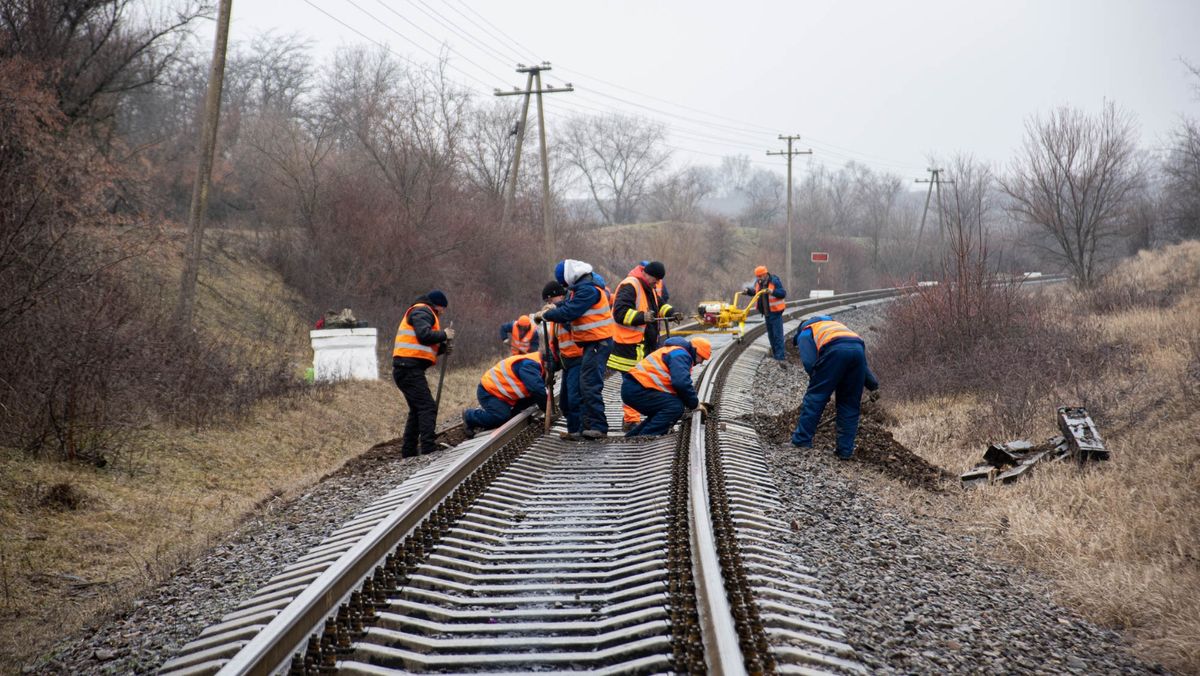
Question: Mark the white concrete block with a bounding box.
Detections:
[310,328,379,382]
[808,289,836,298]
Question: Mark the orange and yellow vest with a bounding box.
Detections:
[481,353,541,405]
[551,321,582,359]
[569,283,615,341]
[613,275,654,345]
[809,320,860,351]
[629,345,689,394]
[392,303,440,364]
[510,318,536,355]
[755,278,787,314]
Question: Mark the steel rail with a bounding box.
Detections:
[165,274,1069,675]
[215,408,538,676]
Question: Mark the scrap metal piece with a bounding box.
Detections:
[960,465,996,489]
[1057,407,1108,461]
[984,440,1033,467]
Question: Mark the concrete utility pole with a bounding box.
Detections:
[767,135,812,293]
[496,63,573,271]
[175,0,233,331]
[913,168,955,265]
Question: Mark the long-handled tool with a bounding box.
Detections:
[540,320,555,433]
[434,322,453,413]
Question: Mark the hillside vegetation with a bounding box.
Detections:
[0,232,491,668]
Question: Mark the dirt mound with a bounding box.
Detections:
[326,425,468,479]
[754,400,951,492]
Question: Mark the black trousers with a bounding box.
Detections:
[393,364,438,456]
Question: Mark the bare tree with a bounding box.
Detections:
[1002,103,1144,288]
[0,0,210,131]
[854,166,905,265]
[561,113,670,225]
[461,99,521,203]
[1164,118,1200,240]
[645,166,714,222]
[716,154,752,198]
[740,168,784,226]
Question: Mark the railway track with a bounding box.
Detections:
[160,280,1063,675]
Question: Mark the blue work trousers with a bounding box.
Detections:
[464,384,537,431]
[791,341,867,458]
[580,338,612,433]
[559,358,582,433]
[621,378,684,437]
[765,311,786,360]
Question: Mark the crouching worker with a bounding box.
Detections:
[462,353,547,438]
[790,315,880,459]
[621,337,712,437]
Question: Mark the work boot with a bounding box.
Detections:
[581,429,607,440]
[559,431,583,441]
[461,409,477,440]
[401,447,419,458]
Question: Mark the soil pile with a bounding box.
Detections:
[753,399,951,492]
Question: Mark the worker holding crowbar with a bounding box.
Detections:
[392,290,455,457]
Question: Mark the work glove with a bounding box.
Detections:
[641,310,656,324]
[670,311,685,321]
[540,303,556,313]
[530,311,545,323]
[444,328,456,341]
[743,286,755,296]
[502,338,510,345]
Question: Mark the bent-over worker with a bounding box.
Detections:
[392,290,455,457]
[462,353,547,438]
[790,315,879,460]
[540,281,585,440]
[535,259,614,439]
[621,337,712,437]
[500,315,539,355]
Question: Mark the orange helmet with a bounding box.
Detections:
[754,265,769,277]
[517,314,531,326]
[691,337,712,361]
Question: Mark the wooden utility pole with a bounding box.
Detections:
[176,0,233,331]
[498,72,533,227]
[496,63,573,271]
[767,135,812,293]
[913,168,955,264]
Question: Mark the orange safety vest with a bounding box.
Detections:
[481,353,542,405]
[809,320,860,351]
[613,275,654,345]
[510,318,537,355]
[569,283,615,341]
[392,303,440,364]
[756,278,787,314]
[551,321,582,359]
[630,345,689,394]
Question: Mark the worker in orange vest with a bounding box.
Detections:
[745,265,788,365]
[790,315,879,459]
[534,259,614,439]
[392,290,455,457]
[621,337,712,437]
[500,315,539,355]
[608,260,679,431]
[540,280,586,440]
[462,353,547,438]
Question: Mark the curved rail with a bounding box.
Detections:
[162,275,1067,675]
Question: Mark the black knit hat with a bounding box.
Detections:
[426,289,448,308]
[542,280,566,300]
[643,261,666,279]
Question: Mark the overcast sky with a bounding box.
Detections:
[213,0,1200,180]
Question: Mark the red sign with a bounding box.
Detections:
[810,252,830,263]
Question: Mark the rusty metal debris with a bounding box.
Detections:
[961,407,1107,489]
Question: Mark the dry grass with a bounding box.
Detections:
[883,241,1200,672]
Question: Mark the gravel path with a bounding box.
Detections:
[30,442,438,675]
[751,306,1164,675]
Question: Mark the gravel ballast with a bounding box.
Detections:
[750,305,1163,674]
[31,441,438,675]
